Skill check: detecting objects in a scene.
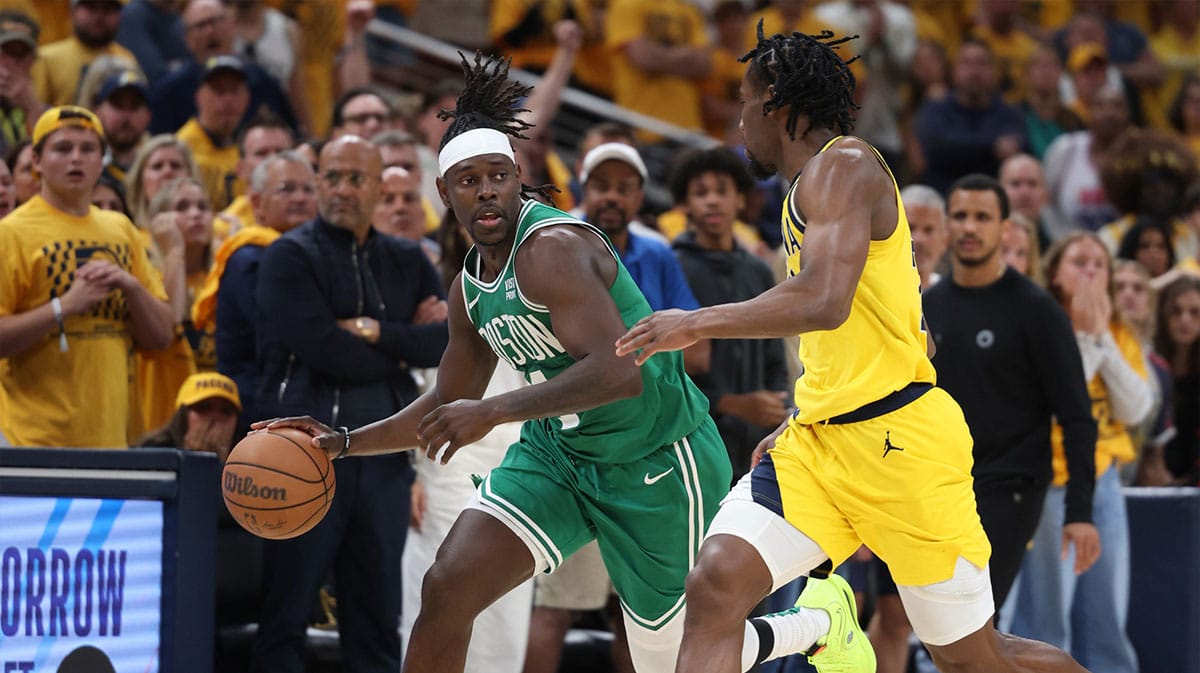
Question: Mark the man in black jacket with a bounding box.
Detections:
[668,147,791,479]
[251,135,449,673]
[924,173,1099,610]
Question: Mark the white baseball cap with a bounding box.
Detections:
[580,142,648,184]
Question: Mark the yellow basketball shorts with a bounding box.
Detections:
[755,385,991,587]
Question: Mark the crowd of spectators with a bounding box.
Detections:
[0,1,1197,672]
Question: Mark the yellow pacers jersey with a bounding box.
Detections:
[782,137,936,424]
[1049,321,1147,483]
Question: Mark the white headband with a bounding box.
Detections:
[438,128,515,177]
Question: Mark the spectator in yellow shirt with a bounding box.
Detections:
[176,55,249,212]
[0,105,172,448]
[606,0,711,136]
[702,0,750,142]
[32,0,134,108]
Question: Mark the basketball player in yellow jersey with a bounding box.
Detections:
[617,24,1093,673]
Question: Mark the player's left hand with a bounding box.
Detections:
[1062,521,1101,575]
[417,399,496,464]
[410,479,427,532]
[615,309,698,366]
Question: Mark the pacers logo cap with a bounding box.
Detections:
[176,372,243,412]
[32,105,106,146]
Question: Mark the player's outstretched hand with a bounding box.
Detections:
[251,416,343,455]
[1062,521,1101,575]
[417,399,496,464]
[615,309,698,366]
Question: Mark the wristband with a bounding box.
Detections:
[51,297,67,352]
[335,426,351,460]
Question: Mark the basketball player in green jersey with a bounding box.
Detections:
[259,54,826,673]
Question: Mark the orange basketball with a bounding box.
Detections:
[222,427,336,540]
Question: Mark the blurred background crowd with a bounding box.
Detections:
[0,1,1196,672]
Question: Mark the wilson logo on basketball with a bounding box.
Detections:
[224,472,288,502]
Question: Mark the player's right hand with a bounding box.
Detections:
[615,309,700,366]
[252,416,342,456]
[750,416,791,469]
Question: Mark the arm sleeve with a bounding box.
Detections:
[117,8,170,82]
[880,6,918,67]
[215,248,260,379]
[1042,136,1069,199]
[0,228,25,316]
[375,251,450,368]
[1032,299,1097,524]
[1075,331,1105,380]
[1096,330,1153,425]
[256,239,404,383]
[605,0,643,49]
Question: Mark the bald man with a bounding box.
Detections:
[251,135,449,673]
[999,153,1070,246]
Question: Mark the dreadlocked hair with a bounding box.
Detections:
[438,51,559,203]
[739,20,860,140]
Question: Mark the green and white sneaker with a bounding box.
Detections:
[796,574,876,672]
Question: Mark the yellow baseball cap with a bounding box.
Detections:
[1067,43,1108,74]
[31,105,106,147]
[175,372,242,412]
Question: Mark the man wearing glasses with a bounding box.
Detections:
[250,135,449,673]
[190,149,315,433]
[147,0,297,135]
[331,86,393,141]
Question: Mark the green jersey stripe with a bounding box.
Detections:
[480,473,564,569]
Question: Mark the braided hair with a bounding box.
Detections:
[438,51,557,202]
[739,20,860,140]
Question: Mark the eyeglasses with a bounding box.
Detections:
[273,181,316,196]
[186,16,222,32]
[342,112,387,127]
[321,171,370,188]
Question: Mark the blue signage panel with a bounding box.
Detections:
[0,496,163,673]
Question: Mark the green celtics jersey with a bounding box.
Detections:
[460,200,710,463]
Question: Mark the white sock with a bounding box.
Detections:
[740,621,760,672]
[743,607,831,668]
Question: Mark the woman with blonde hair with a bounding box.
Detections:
[126,135,199,231]
[1010,232,1152,673]
[1111,260,1177,485]
[125,138,202,438]
[1001,212,1043,285]
[146,176,216,366]
[134,177,218,434]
